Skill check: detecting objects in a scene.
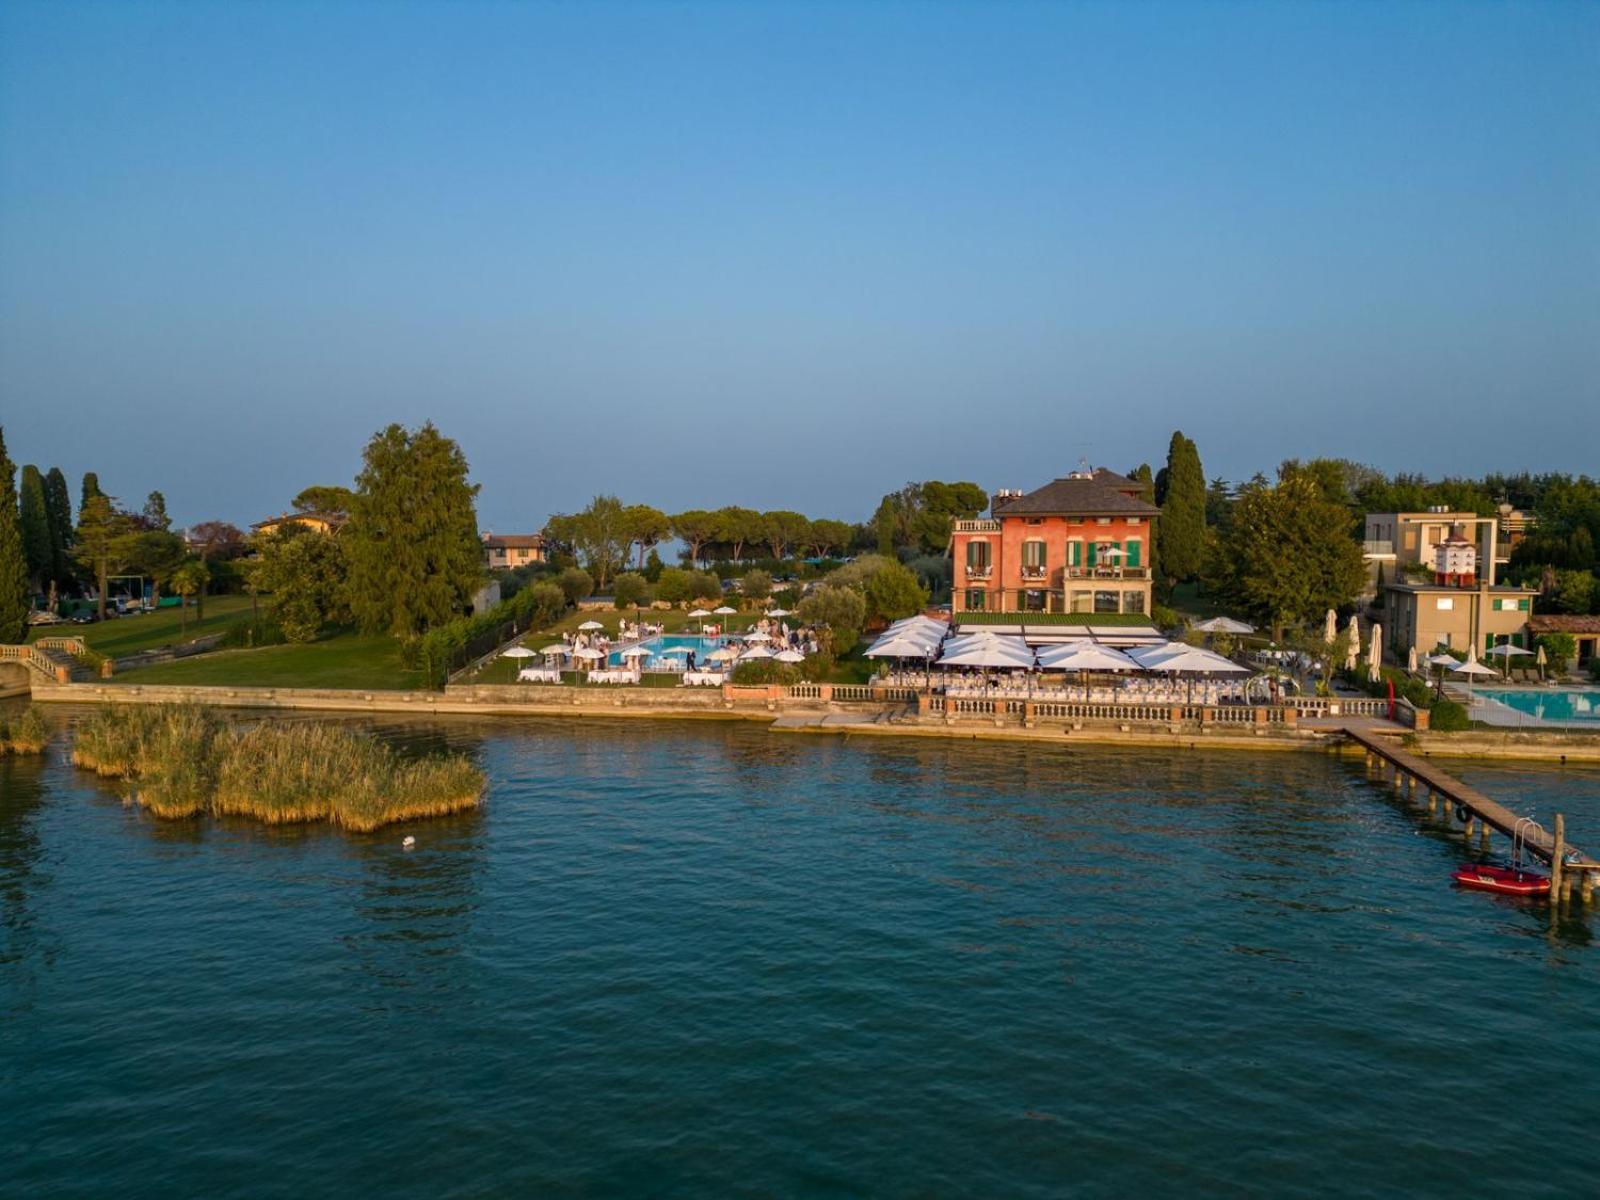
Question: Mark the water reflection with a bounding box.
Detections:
[0,757,49,969]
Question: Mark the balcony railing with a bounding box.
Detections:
[964,565,993,579]
[1062,566,1151,580]
[1020,565,1048,579]
[1363,539,1395,556]
[953,519,1001,533]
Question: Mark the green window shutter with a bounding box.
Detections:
[1125,540,1140,567]
[1086,542,1098,567]
[1068,541,1080,567]
[1520,597,1530,611]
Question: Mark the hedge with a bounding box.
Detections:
[416,581,567,688]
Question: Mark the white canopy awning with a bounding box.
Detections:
[938,643,1036,669]
[1129,644,1250,675]
[1036,643,1142,672]
[1191,616,1255,634]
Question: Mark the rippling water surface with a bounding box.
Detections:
[4,711,1600,1197]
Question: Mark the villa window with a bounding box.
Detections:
[1022,539,1047,576]
[1070,589,1094,613]
[965,541,991,576]
[965,588,987,611]
[1094,590,1119,613]
[1096,517,1111,526]
[1436,597,1454,611]
[1023,589,1047,612]
[1122,591,1146,614]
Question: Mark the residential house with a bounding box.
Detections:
[1526,615,1600,669]
[949,468,1158,616]
[1362,504,1531,595]
[251,510,346,538]
[482,532,547,570]
[1381,522,1536,656]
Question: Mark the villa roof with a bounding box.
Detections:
[1528,614,1600,635]
[483,533,546,549]
[251,510,346,532]
[998,469,1159,518]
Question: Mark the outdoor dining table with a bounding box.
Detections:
[682,671,726,686]
[586,669,638,684]
[516,668,563,684]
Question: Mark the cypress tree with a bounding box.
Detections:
[345,422,482,639]
[44,467,75,588]
[81,471,104,511]
[19,465,53,588]
[0,428,31,640]
[1158,431,1206,585]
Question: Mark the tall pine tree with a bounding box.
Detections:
[19,465,53,589]
[81,471,103,510]
[44,467,75,589]
[1158,431,1206,585]
[345,422,482,639]
[0,428,31,640]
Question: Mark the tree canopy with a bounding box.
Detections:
[0,429,30,640]
[345,422,483,639]
[546,495,629,591]
[43,467,74,589]
[18,465,52,589]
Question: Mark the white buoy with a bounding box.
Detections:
[402,835,416,849]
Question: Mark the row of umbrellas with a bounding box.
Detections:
[866,618,1252,676]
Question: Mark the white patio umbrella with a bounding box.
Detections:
[654,646,690,659]
[1486,643,1533,657]
[774,649,805,663]
[1036,642,1141,672]
[713,605,737,616]
[1536,643,1548,680]
[1192,616,1255,634]
[503,646,537,660]
[1367,623,1383,683]
[707,647,739,662]
[865,637,938,659]
[766,608,792,618]
[745,631,772,643]
[538,644,568,656]
[1344,615,1360,670]
[571,647,604,662]
[687,608,711,618]
[1450,650,1498,699]
[1324,609,1338,644]
[578,620,604,631]
[619,645,653,660]
[1128,644,1250,675]
[937,642,1035,669]
[740,645,776,660]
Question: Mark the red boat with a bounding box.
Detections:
[1451,863,1550,896]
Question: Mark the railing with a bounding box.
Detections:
[1062,566,1151,580]
[1363,539,1395,556]
[788,683,822,699]
[1020,566,1048,579]
[953,519,1001,532]
[831,685,875,702]
[871,685,918,702]
[0,643,74,682]
[34,636,88,655]
[964,566,993,579]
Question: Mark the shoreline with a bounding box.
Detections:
[19,678,1600,764]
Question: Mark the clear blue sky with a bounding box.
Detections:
[1,1,1596,532]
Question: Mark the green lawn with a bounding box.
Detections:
[30,595,256,657]
[115,632,422,690]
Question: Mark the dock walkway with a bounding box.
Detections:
[1341,723,1600,879]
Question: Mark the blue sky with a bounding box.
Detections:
[1,1,1596,532]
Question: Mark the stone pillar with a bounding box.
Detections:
[819,684,833,704]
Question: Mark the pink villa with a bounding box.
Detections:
[949,468,1159,616]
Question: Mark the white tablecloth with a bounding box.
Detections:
[517,668,563,684]
[683,671,726,686]
[586,669,638,684]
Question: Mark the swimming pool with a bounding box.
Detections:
[1479,689,1600,724]
[605,634,727,668]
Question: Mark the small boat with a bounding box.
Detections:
[1451,863,1550,896]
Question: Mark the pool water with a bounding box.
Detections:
[1480,688,1600,723]
[605,633,727,668]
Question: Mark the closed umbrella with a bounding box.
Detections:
[1367,623,1383,683]
[1536,642,1548,681]
[1344,616,1360,671]
[1406,645,1418,674]
[1324,609,1338,644]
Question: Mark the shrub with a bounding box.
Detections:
[218,616,289,649]
[0,705,50,755]
[798,584,866,656]
[741,569,773,602]
[861,561,929,625]
[654,567,692,604]
[687,571,723,603]
[730,659,800,686]
[1150,604,1179,630]
[612,572,651,610]
[416,580,568,687]
[557,567,594,604]
[1430,698,1470,732]
[1589,657,1600,683]
[1538,632,1577,674]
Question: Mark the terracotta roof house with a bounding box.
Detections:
[482,532,547,570]
[949,468,1159,616]
[1527,614,1600,666]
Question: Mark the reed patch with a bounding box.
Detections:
[69,704,484,831]
[0,705,51,756]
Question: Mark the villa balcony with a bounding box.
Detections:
[953,519,1001,533]
[1020,565,1048,580]
[965,566,993,580]
[1062,566,1151,581]
[1363,539,1395,557]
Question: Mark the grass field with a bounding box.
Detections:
[29,595,256,657]
[115,632,422,690]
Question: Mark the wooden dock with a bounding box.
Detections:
[1341,724,1600,903]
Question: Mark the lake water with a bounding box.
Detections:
[4,710,1600,1197]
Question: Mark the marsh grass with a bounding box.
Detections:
[0,705,51,756]
[69,704,485,831]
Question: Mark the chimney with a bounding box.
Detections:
[991,489,1022,515]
